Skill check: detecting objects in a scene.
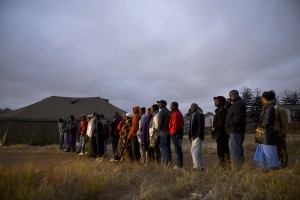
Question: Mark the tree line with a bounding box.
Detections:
[240,87,300,123]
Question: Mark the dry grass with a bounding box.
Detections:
[1,159,300,200]
[1,134,300,200]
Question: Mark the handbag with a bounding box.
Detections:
[149,133,157,148]
[255,127,266,144]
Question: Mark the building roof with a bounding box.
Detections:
[0,96,126,121]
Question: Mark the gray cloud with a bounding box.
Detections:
[0,0,299,114]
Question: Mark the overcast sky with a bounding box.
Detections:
[0,0,299,114]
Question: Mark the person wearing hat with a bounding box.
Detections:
[254,90,280,169]
[157,100,172,166]
[212,96,230,167]
[117,112,134,161]
[225,90,246,168]
[78,115,88,155]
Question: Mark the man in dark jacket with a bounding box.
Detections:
[65,115,78,152]
[95,114,105,157]
[157,100,172,165]
[110,112,121,161]
[212,96,230,167]
[189,103,205,171]
[225,90,246,168]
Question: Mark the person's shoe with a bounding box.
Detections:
[64,148,70,152]
[110,158,115,162]
[79,152,84,155]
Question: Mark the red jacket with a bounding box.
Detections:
[80,120,88,135]
[169,110,184,136]
[117,119,126,136]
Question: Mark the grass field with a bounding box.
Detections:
[0,134,300,200]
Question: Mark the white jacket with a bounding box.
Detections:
[149,112,159,137]
[86,119,95,137]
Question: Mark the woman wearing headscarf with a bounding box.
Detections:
[254,90,280,169]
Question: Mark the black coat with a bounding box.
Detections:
[258,103,276,145]
[110,117,121,138]
[225,97,246,134]
[212,106,228,140]
[189,111,205,141]
[95,120,104,139]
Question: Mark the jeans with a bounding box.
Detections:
[254,144,280,169]
[230,133,244,167]
[191,137,204,169]
[159,131,171,165]
[79,135,87,153]
[171,134,183,167]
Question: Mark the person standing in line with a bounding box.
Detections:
[254,91,280,169]
[65,115,78,152]
[117,113,126,136]
[95,114,105,157]
[128,106,141,162]
[149,104,161,163]
[157,100,172,166]
[189,103,205,171]
[118,113,133,161]
[169,102,184,169]
[225,90,246,168]
[140,107,153,166]
[78,115,88,155]
[273,95,289,168]
[110,112,122,161]
[211,96,230,167]
[137,107,147,164]
[58,118,67,150]
[100,114,109,157]
[86,113,96,158]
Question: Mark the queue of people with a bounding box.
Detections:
[57,89,289,171]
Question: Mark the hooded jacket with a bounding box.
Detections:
[212,106,228,140]
[128,106,141,139]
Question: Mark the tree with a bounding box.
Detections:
[249,88,262,123]
[240,87,253,120]
[0,108,12,114]
[280,90,300,105]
